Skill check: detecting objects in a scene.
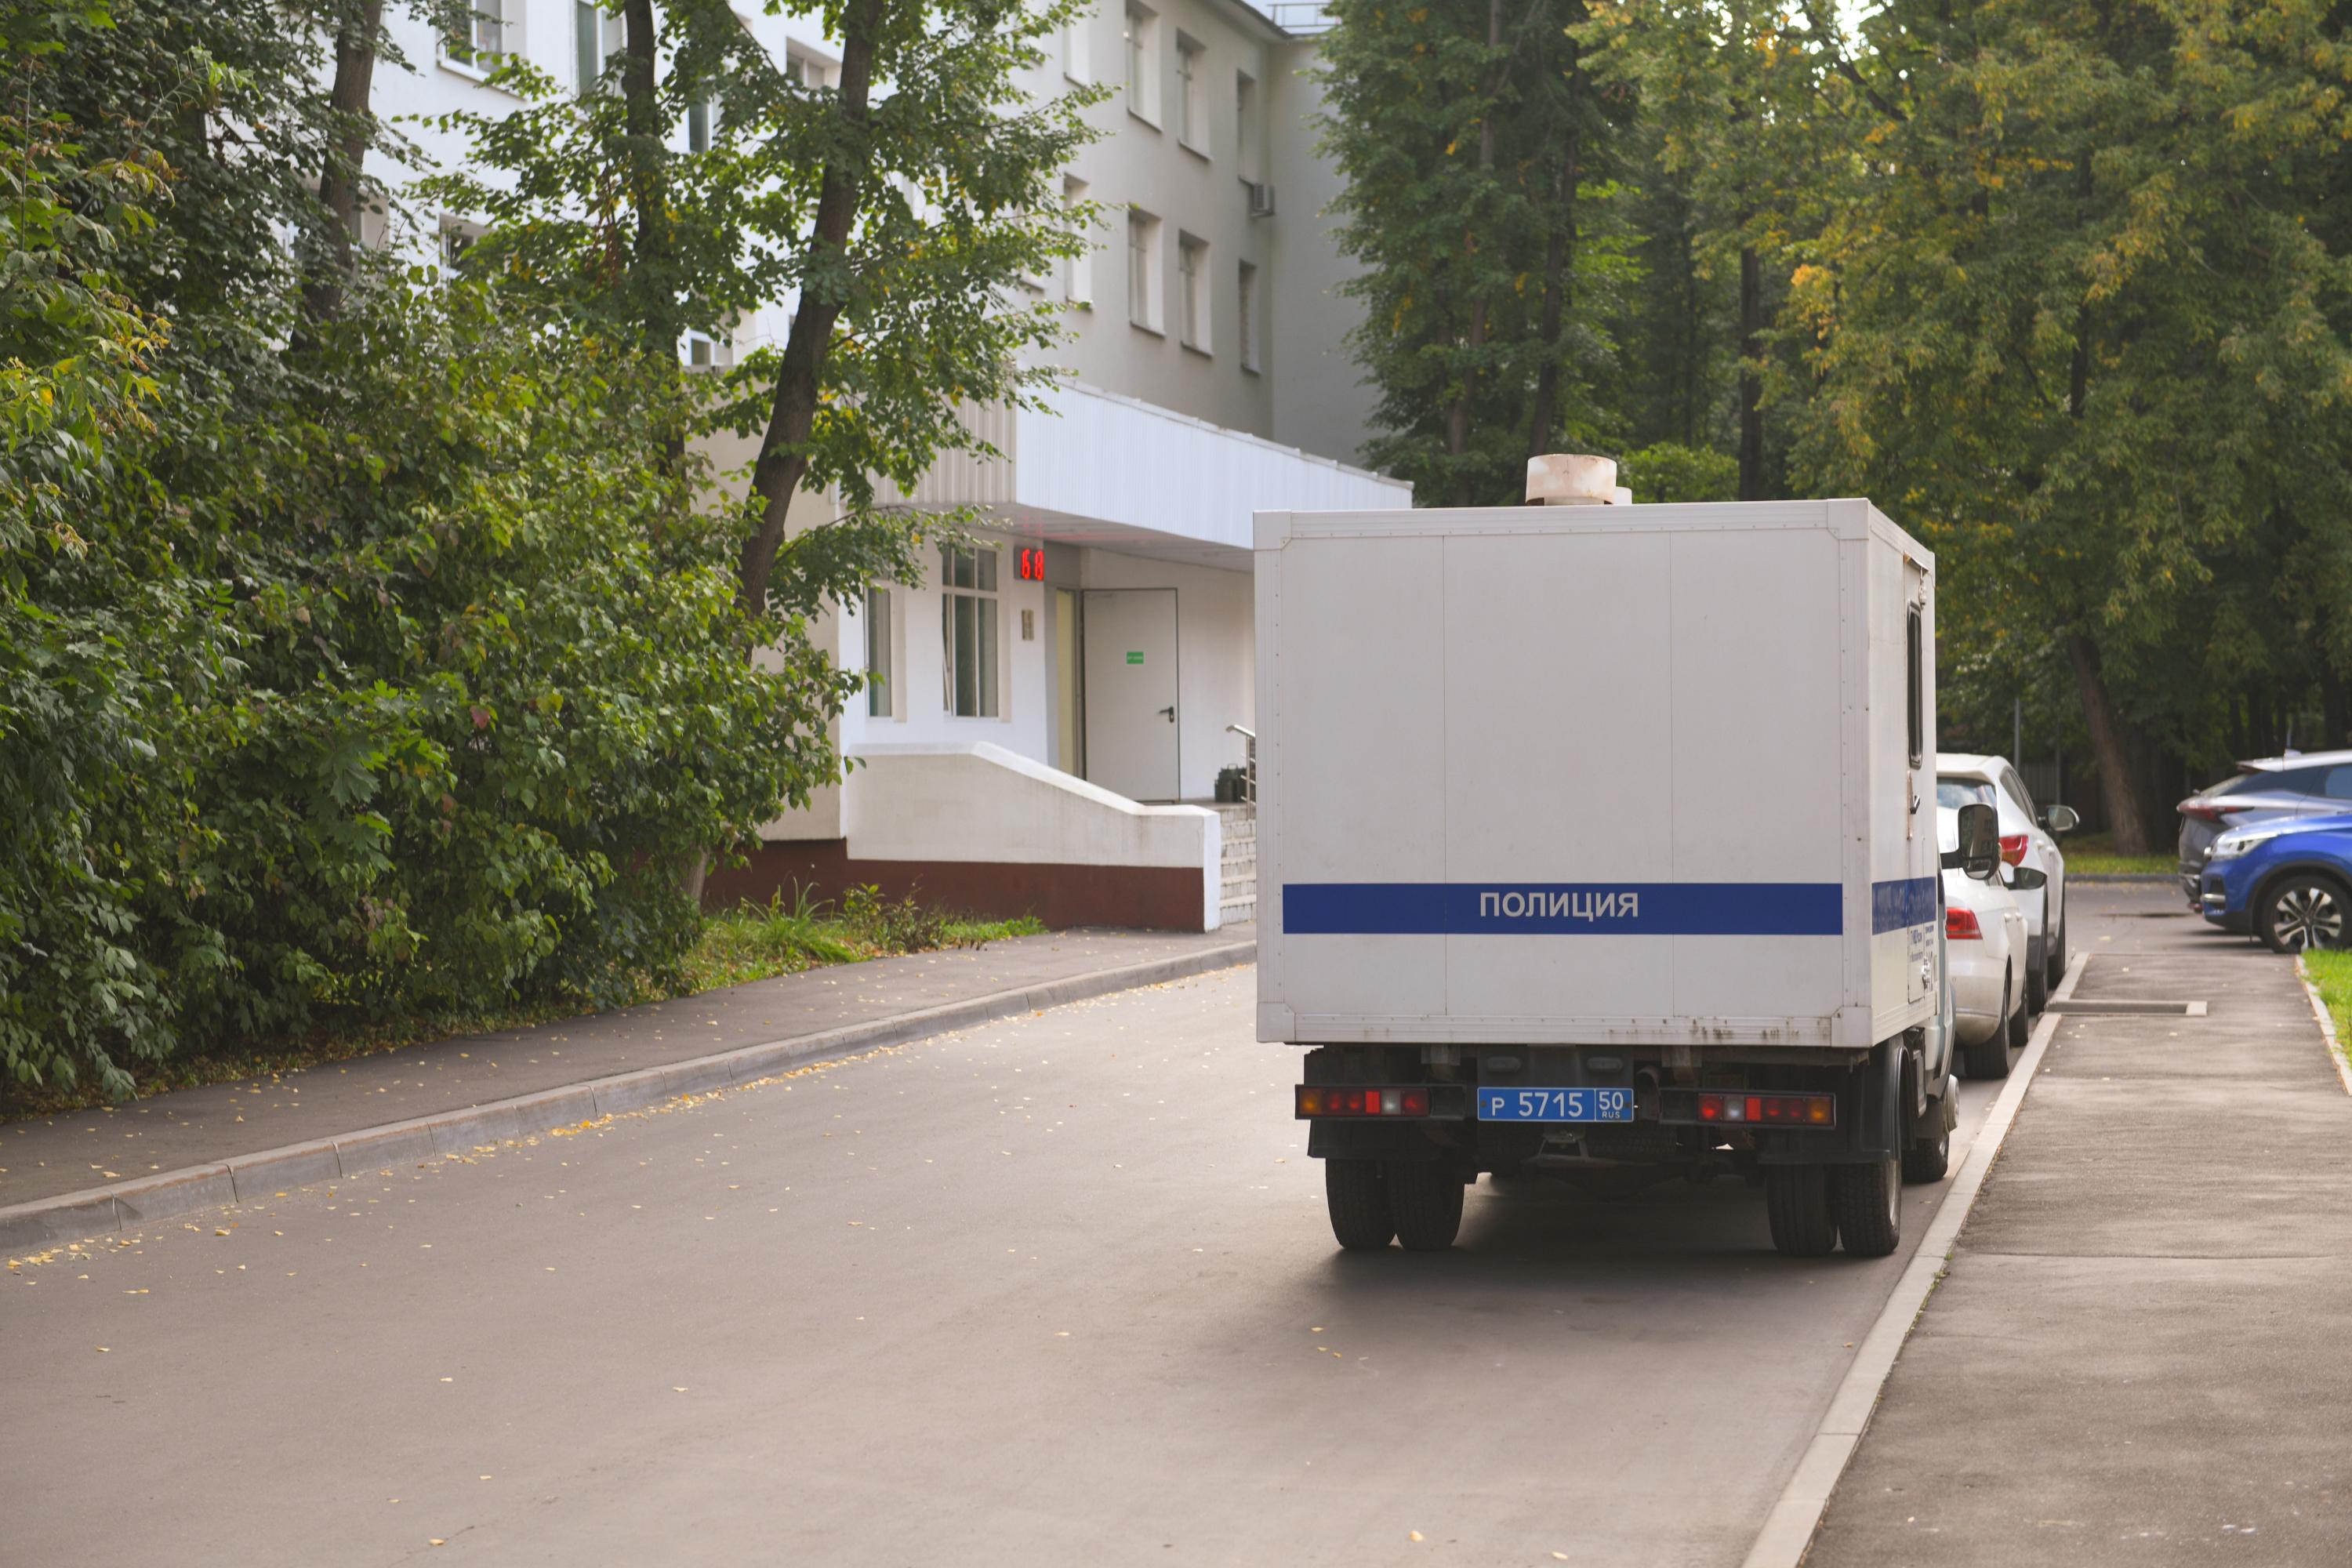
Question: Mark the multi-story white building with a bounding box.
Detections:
[376,2,1407,930]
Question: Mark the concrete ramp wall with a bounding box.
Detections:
[707,742,1222,932]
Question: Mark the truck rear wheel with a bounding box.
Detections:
[1765,1164,1838,1258]
[1387,1160,1465,1252]
[1831,1156,1903,1257]
[1323,1160,1395,1250]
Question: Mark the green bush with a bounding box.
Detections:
[1617,441,1737,504]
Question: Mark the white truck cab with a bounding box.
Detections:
[1258,465,1986,1258]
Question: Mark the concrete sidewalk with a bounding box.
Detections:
[2,925,1253,1244]
[1807,885,2352,1564]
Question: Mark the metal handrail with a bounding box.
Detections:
[1225,724,1256,807]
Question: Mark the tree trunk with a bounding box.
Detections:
[1737,240,1763,499]
[1446,0,1506,507]
[737,0,887,620]
[298,0,383,327]
[1523,118,1580,471]
[2064,631,2163,855]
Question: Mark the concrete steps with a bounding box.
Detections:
[1215,803,1256,927]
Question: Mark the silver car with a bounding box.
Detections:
[2176,750,2352,906]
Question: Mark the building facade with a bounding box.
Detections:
[374,1,1405,929]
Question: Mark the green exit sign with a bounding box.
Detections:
[1125,651,1145,665]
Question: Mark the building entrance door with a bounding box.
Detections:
[1081,588,1180,802]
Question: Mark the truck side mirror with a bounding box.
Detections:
[1941,802,2002,880]
[2043,804,2080,833]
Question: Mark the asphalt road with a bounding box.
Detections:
[6,970,2015,1567]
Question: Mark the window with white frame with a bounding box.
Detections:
[939,546,1000,718]
[786,50,834,89]
[437,217,483,273]
[448,0,509,67]
[1123,3,1157,123]
[864,586,895,717]
[1174,35,1204,151]
[1237,260,1260,372]
[1127,209,1161,332]
[1177,234,1208,350]
[1064,176,1092,306]
[686,83,716,151]
[574,2,622,93]
[1063,9,1090,82]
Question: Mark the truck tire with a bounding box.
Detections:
[1323,1160,1394,1250]
[1831,1156,1903,1257]
[1386,1160,1465,1252]
[1765,1164,1838,1258]
[1962,975,2014,1081]
[1901,1122,1951,1184]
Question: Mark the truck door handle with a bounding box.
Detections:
[1159,706,1176,721]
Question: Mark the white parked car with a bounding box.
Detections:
[1938,753,2078,1012]
[1939,800,2031,1080]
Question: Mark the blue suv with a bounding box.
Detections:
[2199,812,2352,952]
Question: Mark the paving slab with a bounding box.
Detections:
[1806,885,2352,1566]
[2,925,1251,1211]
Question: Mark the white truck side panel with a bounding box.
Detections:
[1255,499,1936,1051]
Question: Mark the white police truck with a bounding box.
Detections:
[1256,470,1994,1258]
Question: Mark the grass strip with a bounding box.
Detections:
[2304,951,2352,1061]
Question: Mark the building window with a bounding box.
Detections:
[448,0,508,66]
[686,86,714,151]
[1174,35,1203,150]
[786,50,833,89]
[1236,71,1259,181]
[1123,3,1157,123]
[1127,208,1161,332]
[1237,260,1259,372]
[1178,235,1208,351]
[574,2,621,93]
[438,218,481,273]
[865,586,894,718]
[1063,10,1089,83]
[1064,176,1092,306]
[940,546,1000,719]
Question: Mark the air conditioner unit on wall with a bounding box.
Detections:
[1246,181,1276,219]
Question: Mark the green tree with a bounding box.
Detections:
[1318,0,1630,505]
[1787,0,2352,849]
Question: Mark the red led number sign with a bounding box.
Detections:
[1017,546,1047,582]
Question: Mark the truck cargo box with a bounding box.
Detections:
[1254,498,1936,1054]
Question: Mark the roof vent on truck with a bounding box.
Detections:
[1526,452,1632,506]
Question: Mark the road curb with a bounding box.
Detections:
[2069,873,2174,885]
[2,940,1256,1254]
[1739,949,2090,1568]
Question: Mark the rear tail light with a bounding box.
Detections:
[1946,906,1982,940]
[1695,1091,1834,1127]
[1296,1086,1430,1119]
[1998,833,2029,866]
[2180,800,2250,824]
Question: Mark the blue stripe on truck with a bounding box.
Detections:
[1279,879,1942,937]
[1280,883,1844,936]
[1869,875,1939,935]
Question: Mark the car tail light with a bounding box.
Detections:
[1946,906,1981,940]
[1296,1086,1429,1119]
[1695,1092,1834,1127]
[1998,833,2029,866]
[2180,800,2251,824]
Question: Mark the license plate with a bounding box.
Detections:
[1475,1086,1635,1123]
